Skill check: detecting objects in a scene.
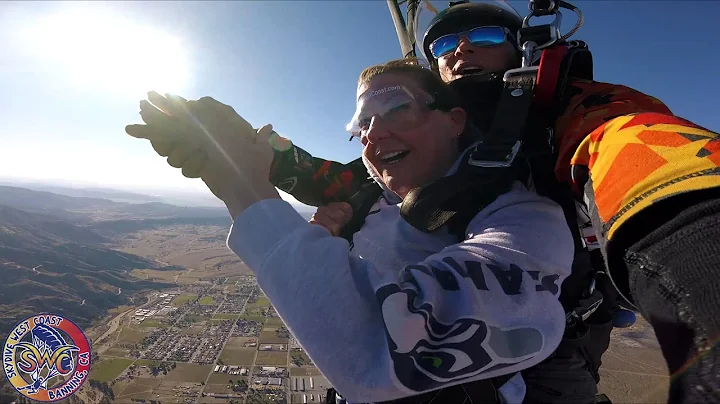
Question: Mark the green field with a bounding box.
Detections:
[239,315,266,323]
[138,319,167,328]
[254,296,271,307]
[259,330,288,344]
[219,347,257,365]
[244,305,267,316]
[198,296,217,305]
[104,345,130,357]
[224,337,250,349]
[171,294,198,306]
[164,363,213,382]
[134,359,163,367]
[213,313,240,320]
[207,372,248,385]
[255,351,288,366]
[89,358,134,382]
[118,327,149,344]
[263,318,285,330]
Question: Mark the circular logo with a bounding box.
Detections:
[3,313,92,402]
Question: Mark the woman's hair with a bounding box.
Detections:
[357,58,464,113]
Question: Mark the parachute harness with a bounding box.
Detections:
[516,0,585,68]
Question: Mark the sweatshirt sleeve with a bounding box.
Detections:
[227,186,574,403]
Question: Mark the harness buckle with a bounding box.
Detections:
[468,140,522,168]
[503,65,540,82]
[566,288,604,328]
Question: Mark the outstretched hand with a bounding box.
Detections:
[125,92,280,218]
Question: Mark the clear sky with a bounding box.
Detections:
[1,1,719,205]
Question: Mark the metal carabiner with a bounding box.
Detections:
[519,9,563,51]
[528,0,558,15]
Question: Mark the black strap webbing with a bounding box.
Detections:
[340,182,384,243]
[400,67,540,240]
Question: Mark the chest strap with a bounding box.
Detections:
[400,65,539,239]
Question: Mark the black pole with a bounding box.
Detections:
[387,0,413,58]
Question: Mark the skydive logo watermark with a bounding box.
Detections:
[367,86,403,97]
[3,313,91,402]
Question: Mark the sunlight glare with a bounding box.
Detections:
[19,9,189,97]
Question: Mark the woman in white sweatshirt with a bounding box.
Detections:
[126,59,574,404]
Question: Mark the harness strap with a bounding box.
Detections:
[340,182,384,244]
[400,65,539,240]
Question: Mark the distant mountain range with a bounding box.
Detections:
[0,204,173,334]
[0,185,229,223]
[0,178,317,213]
[0,185,234,335]
[0,181,165,203]
[0,184,318,335]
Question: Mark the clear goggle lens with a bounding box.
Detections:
[346,86,434,138]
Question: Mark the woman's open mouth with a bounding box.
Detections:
[379,150,411,165]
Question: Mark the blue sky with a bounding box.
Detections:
[1,0,719,205]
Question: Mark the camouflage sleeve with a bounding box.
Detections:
[554,78,720,245]
[268,143,370,207]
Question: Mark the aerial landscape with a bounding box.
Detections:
[0,182,669,404]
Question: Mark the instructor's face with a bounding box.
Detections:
[437,38,518,83]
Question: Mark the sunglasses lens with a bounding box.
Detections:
[430,26,507,59]
[430,34,459,58]
[467,26,506,46]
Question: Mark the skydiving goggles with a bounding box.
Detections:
[345,85,438,139]
[429,26,512,59]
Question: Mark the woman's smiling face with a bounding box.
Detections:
[355,73,466,198]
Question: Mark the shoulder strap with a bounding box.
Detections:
[339,182,384,243]
[400,41,593,241]
[400,64,539,240]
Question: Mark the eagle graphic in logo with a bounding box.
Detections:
[3,313,92,402]
[377,283,544,392]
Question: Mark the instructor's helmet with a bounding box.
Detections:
[413,1,525,131]
[417,0,524,66]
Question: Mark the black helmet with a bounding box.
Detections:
[421,1,523,63]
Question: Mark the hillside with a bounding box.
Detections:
[0,185,316,335]
[0,204,173,334]
[0,185,228,223]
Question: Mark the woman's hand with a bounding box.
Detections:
[126,92,280,218]
[309,202,354,236]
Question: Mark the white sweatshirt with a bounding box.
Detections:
[227,169,574,403]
